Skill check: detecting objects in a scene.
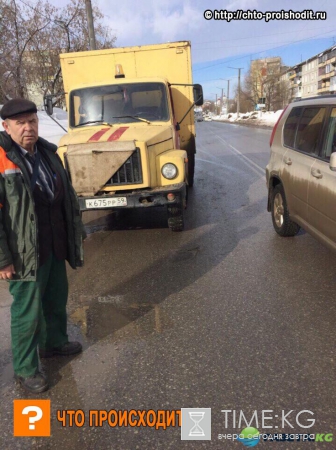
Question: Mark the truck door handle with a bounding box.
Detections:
[284,157,292,165]
[311,169,323,179]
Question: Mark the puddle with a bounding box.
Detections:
[70,295,169,342]
[172,246,200,262]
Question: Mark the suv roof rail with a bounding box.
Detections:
[293,94,336,102]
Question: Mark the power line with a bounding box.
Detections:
[196,37,334,51]
[15,0,62,25]
[193,28,336,72]
[193,25,336,46]
[15,0,80,39]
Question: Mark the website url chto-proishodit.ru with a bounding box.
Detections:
[203,9,327,22]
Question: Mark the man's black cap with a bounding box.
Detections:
[1,98,37,120]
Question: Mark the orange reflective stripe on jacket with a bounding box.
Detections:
[0,146,22,209]
[0,146,21,175]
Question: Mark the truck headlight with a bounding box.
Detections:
[161,163,178,180]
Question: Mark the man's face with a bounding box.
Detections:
[2,113,38,151]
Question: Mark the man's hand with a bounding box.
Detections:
[0,264,16,280]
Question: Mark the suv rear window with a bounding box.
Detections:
[296,107,326,154]
[323,107,336,160]
[283,106,326,154]
[283,107,302,147]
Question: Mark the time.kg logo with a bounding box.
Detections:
[237,427,260,447]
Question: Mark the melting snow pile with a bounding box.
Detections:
[213,110,284,128]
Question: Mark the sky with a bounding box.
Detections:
[42,0,336,101]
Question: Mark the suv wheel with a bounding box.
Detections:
[271,185,300,237]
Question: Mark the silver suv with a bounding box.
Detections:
[266,96,336,251]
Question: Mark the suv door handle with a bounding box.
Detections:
[284,157,292,165]
[311,169,323,179]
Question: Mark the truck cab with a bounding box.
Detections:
[48,42,203,231]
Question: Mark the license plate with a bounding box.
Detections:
[85,197,127,209]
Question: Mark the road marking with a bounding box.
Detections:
[197,138,265,178]
[215,134,265,176]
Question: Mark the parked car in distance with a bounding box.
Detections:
[195,112,203,122]
[266,95,336,252]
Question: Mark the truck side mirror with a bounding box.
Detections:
[330,152,336,171]
[44,96,53,116]
[193,84,203,106]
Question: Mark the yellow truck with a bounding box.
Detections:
[45,41,203,231]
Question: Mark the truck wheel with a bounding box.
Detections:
[271,184,300,237]
[167,206,184,232]
[187,152,195,187]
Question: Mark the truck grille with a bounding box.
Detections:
[105,148,142,186]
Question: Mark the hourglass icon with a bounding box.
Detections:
[188,411,205,437]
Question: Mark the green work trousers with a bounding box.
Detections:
[9,253,69,377]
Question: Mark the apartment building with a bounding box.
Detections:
[286,62,305,101]
[250,57,282,107]
[252,44,336,106]
[285,45,336,101]
[301,57,318,98]
[317,45,336,95]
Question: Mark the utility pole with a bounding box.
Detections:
[85,0,96,50]
[227,80,230,114]
[228,67,243,117]
[237,68,241,117]
[216,87,223,115]
[221,88,223,114]
[215,94,218,115]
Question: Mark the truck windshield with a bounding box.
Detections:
[70,82,169,127]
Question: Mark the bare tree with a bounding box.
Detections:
[0,0,53,101]
[244,58,285,111]
[231,86,254,114]
[244,66,261,109]
[0,0,116,104]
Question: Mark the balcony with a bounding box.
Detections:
[317,81,331,94]
[326,56,336,65]
[318,69,335,81]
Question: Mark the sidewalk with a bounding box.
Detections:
[0,282,12,306]
[0,282,13,387]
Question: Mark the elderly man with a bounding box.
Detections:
[0,98,85,393]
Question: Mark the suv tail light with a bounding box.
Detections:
[269,106,288,147]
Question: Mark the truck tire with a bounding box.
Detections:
[167,205,184,232]
[187,152,195,187]
[271,184,300,237]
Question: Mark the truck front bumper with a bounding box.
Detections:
[78,183,187,212]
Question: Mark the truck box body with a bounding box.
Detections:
[57,41,200,231]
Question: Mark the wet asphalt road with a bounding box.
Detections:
[1,121,336,449]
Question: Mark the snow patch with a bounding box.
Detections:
[213,109,284,128]
[0,108,68,146]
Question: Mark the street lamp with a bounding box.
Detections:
[228,67,243,117]
[216,87,223,115]
[220,78,230,114]
[55,19,71,51]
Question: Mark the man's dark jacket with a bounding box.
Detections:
[0,131,85,280]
